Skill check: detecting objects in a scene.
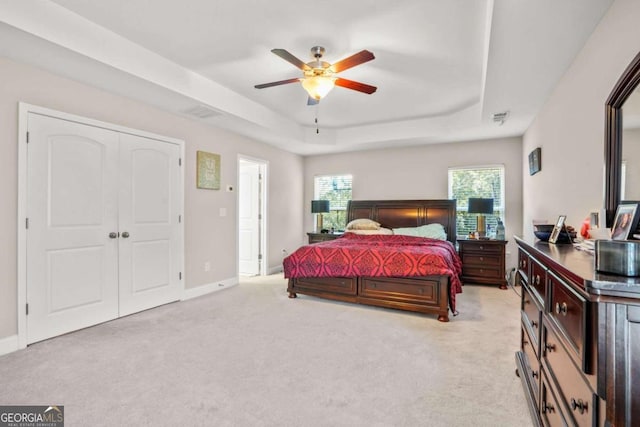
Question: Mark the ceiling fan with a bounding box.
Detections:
[254,46,377,105]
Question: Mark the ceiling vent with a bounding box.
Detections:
[492,111,509,125]
[182,105,222,119]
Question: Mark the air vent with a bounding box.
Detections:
[182,105,221,119]
[492,111,509,125]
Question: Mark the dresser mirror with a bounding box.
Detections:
[604,51,640,225]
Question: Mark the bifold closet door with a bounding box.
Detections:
[117,133,181,316]
[26,113,120,344]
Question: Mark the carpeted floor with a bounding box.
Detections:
[0,274,533,426]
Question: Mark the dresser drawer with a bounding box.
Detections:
[522,284,542,355]
[541,369,567,427]
[459,241,503,253]
[542,321,597,427]
[518,248,530,282]
[529,257,547,305]
[547,270,588,371]
[293,277,357,295]
[521,326,540,404]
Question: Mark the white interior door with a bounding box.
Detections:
[238,160,261,275]
[26,113,120,343]
[118,133,182,316]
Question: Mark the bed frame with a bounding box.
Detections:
[287,199,458,321]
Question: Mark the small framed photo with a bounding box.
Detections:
[549,215,567,244]
[528,147,541,176]
[611,203,638,240]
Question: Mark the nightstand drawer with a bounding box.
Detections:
[461,265,502,279]
[461,253,501,266]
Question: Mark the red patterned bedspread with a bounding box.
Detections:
[283,233,463,311]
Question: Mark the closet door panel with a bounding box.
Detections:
[118,133,181,316]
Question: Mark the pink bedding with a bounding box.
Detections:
[283,233,463,311]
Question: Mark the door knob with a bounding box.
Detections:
[109,232,118,239]
[121,231,130,238]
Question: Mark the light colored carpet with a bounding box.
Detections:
[0,274,533,427]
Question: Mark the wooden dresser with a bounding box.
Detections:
[514,236,640,426]
[458,238,508,289]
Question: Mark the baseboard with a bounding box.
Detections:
[268,265,283,275]
[182,276,238,300]
[0,334,19,356]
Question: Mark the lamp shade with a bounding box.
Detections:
[468,198,494,214]
[311,200,330,213]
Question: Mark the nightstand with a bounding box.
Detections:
[307,232,342,244]
[457,239,508,289]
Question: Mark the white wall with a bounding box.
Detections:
[0,57,304,340]
[304,137,523,269]
[523,0,640,238]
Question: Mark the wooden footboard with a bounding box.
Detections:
[287,275,451,322]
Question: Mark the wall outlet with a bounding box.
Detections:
[204,261,211,272]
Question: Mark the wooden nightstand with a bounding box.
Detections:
[307,232,342,244]
[457,238,508,289]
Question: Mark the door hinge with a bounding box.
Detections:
[179,272,182,280]
[25,218,29,229]
[258,254,262,260]
[179,158,182,166]
[26,303,29,315]
[26,131,30,143]
[178,215,182,223]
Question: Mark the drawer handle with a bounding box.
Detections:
[555,302,568,316]
[479,245,484,250]
[570,398,588,414]
[479,257,484,261]
[535,275,541,286]
[531,320,538,328]
[542,402,555,414]
[531,370,539,379]
[371,283,376,288]
[545,343,556,353]
[419,288,424,294]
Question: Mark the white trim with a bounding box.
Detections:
[268,265,283,275]
[0,335,20,356]
[182,277,238,301]
[17,102,185,347]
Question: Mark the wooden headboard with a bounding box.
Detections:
[346,199,457,244]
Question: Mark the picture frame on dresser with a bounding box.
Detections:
[611,203,638,240]
[548,215,566,244]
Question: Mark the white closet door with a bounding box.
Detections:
[26,114,120,344]
[118,133,181,316]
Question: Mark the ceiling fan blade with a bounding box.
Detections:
[330,50,375,73]
[254,78,301,89]
[307,97,319,106]
[335,78,377,94]
[271,49,312,71]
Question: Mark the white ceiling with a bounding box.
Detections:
[0,0,613,155]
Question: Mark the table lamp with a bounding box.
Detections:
[311,200,330,232]
[468,198,494,238]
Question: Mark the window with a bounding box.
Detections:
[314,174,352,231]
[448,166,505,237]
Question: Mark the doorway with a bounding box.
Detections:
[238,157,267,276]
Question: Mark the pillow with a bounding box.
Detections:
[346,227,393,235]
[392,223,447,240]
[345,218,381,230]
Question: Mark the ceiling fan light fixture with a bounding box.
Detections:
[301,76,336,100]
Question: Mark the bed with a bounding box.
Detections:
[283,199,462,322]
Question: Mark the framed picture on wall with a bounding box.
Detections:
[528,147,541,175]
[196,151,221,190]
